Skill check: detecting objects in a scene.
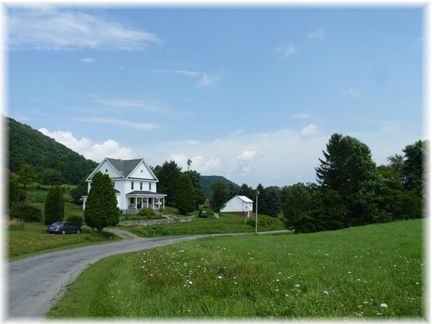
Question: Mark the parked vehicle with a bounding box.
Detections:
[47,221,81,234]
[199,210,208,218]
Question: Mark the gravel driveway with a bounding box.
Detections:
[7,235,211,318]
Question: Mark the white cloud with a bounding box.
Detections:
[38,128,135,162]
[140,125,328,187]
[9,8,160,50]
[300,124,320,138]
[150,69,221,88]
[237,150,258,161]
[196,73,220,87]
[275,45,297,59]
[150,69,200,77]
[308,27,326,40]
[293,113,313,120]
[81,58,94,64]
[341,88,362,98]
[74,117,160,130]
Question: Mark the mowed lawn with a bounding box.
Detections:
[8,223,118,259]
[124,212,286,237]
[48,219,423,319]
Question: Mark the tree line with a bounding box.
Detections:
[226,134,425,233]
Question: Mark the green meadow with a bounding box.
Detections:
[48,219,423,319]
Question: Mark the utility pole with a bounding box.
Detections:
[255,190,259,234]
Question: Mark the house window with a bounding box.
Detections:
[105,169,108,173]
[131,182,134,190]
[112,182,115,188]
[149,183,152,190]
[140,182,143,190]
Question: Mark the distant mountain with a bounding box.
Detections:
[200,175,240,197]
[7,117,98,184]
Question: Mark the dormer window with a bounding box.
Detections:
[141,169,143,173]
[131,182,134,190]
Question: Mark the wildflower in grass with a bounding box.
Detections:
[380,303,388,308]
[276,279,280,282]
[416,282,420,285]
[348,271,352,274]
[295,284,300,288]
[218,276,223,279]
[323,290,329,295]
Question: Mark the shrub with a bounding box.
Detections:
[10,203,42,222]
[8,218,25,230]
[67,215,83,227]
[138,207,156,217]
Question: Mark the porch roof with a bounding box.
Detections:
[126,191,167,197]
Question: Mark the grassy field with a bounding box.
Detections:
[123,212,286,237]
[48,219,424,319]
[7,222,118,260]
[26,184,83,219]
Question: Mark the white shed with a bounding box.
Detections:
[220,195,254,218]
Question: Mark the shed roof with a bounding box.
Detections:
[237,195,253,203]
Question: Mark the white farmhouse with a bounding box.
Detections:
[82,158,166,214]
[220,195,254,218]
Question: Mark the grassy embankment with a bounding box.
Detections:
[122,206,286,237]
[7,183,118,260]
[49,219,423,319]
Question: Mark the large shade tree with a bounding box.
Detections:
[84,172,119,232]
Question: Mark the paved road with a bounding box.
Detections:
[7,235,212,319]
[7,229,292,319]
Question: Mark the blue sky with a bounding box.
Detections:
[7,6,424,187]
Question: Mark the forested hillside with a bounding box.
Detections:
[7,117,97,184]
[200,175,239,197]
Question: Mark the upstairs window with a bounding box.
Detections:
[112,182,115,188]
[140,182,143,190]
[149,183,152,190]
[131,182,134,190]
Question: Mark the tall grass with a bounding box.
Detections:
[48,219,423,319]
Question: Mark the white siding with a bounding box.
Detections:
[221,196,253,212]
[128,161,155,180]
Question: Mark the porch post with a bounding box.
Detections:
[162,197,165,209]
[134,197,137,209]
[146,197,149,208]
[152,197,155,209]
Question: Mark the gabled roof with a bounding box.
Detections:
[106,158,143,178]
[237,195,253,203]
[86,158,158,181]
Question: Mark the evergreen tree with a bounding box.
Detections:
[175,173,196,215]
[70,180,88,205]
[210,181,229,212]
[84,172,119,232]
[239,183,255,200]
[155,161,182,206]
[259,186,281,217]
[184,170,206,209]
[44,186,64,225]
[315,133,381,226]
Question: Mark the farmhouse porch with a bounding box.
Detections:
[125,190,166,214]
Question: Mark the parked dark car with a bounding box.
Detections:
[47,221,81,234]
[199,210,208,218]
